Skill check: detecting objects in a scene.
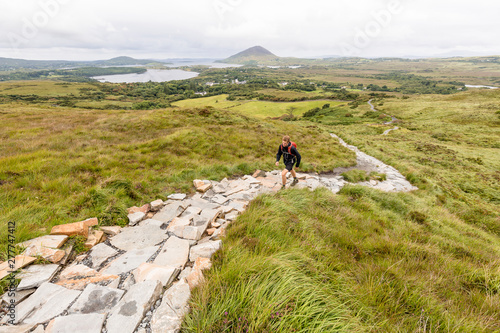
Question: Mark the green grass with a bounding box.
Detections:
[184,187,500,332]
[173,95,346,119]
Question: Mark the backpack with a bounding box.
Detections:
[281,142,297,156]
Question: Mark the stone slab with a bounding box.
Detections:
[22,245,65,263]
[138,218,164,227]
[166,216,192,233]
[69,283,125,314]
[45,313,106,333]
[132,263,179,287]
[101,246,159,276]
[128,212,146,226]
[55,264,118,290]
[0,255,37,280]
[153,236,190,269]
[17,235,68,250]
[50,221,90,238]
[189,240,222,262]
[150,199,164,211]
[2,288,36,307]
[88,243,119,269]
[109,225,167,251]
[150,279,191,333]
[167,193,187,200]
[0,324,36,333]
[11,282,81,325]
[172,226,202,241]
[105,280,163,333]
[152,202,184,223]
[99,226,122,236]
[17,264,60,291]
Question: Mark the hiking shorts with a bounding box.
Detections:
[284,162,295,171]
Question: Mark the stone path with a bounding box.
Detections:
[0,136,417,333]
[368,99,399,127]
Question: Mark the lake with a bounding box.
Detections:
[92,69,199,83]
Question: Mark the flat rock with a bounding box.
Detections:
[173,225,202,241]
[127,204,150,215]
[166,216,192,233]
[17,264,60,290]
[167,193,187,200]
[132,263,179,287]
[88,243,119,269]
[225,211,239,222]
[0,255,37,280]
[2,288,36,306]
[199,208,221,223]
[22,245,65,263]
[138,218,164,227]
[50,220,92,238]
[100,226,122,236]
[186,257,212,290]
[210,194,229,205]
[0,324,36,333]
[109,225,167,251]
[45,313,106,333]
[128,212,146,226]
[84,230,105,249]
[152,201,184,223]
[150,279,191,333]
[69,284,125,314]
[17,235,68,250]
[185,198,219,211]
[189,240,222,262]
[150,199,164,212]
[54,264,118,290]
[101,246,159,276]
[106,280,163,333]
[153,236,190,269]
[11,282,81,325]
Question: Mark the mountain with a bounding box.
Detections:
[219,46,279,64]
[0,56,166,71]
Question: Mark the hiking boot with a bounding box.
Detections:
[291,178,299,186]
[280,185,286,190]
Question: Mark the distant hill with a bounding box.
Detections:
[219,46,279,64]
[0,56,165,71]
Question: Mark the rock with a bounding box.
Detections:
[132,263,179,287]
[59,244,74,266]
[2,288,36,307]
[17,235,68,250]
[180,206,201,217]
[68,284,125,314]
[210,194,229,205]
[50,218,96,238]
[138,218,164,227]
[152,201,185,223]
[101,246,159,276]
[150,279,191,333]
[256,177,278,189]
[167,193,187,200]
[9,282,81,325]
[166,216,192,233]
[0,255,37,280]
[178,267,192,280]
[193,179,204,188]
[0,324,36,333]
[109,225,168,251]
[153,236,190,269]
[128,212,146,226]
[189,240,222,262]
[252,170,266,178]
[22,245,65,264]
[105,280,163,333]
[199,208,221,224]
[107,278,120,289]
[186,257,212,290]
[17,264,60,291]
[211,222,221,228]
[150,199,164,212]
[226,200,247,213]
[128,204,150,214]
[100,226,122,236]
[243,175,261,184]
[206,228,216,236]
[88,243,119,269]
[54,264,119,290]
[84,230,105,249]
[196,183,212,193]
[122,274,135,290]
[45,313,106,333]
[225,211,239,222]
[172,225,202,241]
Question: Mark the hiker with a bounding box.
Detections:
[275,135,301,189]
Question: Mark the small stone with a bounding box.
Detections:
[50,220,91,238]
[127,204,150,215]
[211,222,221,228]
[206,228,216,236]
[167,193,187,201]
[84,230,106,249]
[128,212,146,226]
[100,226,122,236]
[150,199,164,212]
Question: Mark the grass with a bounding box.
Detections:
[184,187,500,332]
[173,95,346,119]
[341,169,387,182]
[0,101,355,261]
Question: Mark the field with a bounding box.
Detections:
[1,57,499,331]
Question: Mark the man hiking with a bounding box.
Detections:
[275,135,301,189]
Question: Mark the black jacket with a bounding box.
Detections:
[276,144,301,167]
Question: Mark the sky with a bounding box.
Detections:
[0,0,499,61]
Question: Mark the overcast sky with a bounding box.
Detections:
[0,0,499,60]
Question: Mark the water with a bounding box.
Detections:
[92,69,199,83]
[465,85,498,89]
